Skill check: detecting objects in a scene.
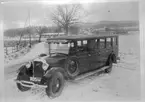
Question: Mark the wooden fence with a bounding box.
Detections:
[4,45,25,55]
[4,34,61,55]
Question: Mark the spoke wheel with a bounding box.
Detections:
[52,78,61,94]
[66,60,79,79]
[46,72,65,98]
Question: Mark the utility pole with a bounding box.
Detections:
[18,13,29,47]
[28,8,31,48]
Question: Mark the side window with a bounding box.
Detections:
[100,38,105,48]
[113,37,115,43]
[83,40,87,45]
[106,38,111,48]
[77,40,87,52]
[82,40,88,51]
[77,41,82,46]
[70,42,74,47]
[112,37,116,46]
[68,43,70,47]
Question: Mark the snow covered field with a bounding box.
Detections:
[4,33,141,102]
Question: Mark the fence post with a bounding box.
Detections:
[11,47,13,53]
[12,47,14,53]
[5,47,8,55]
[15,46,16,52]
[16,44,18,51]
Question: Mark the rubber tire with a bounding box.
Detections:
[112,54,117,63]
[45,72,65,98]
[65,59,80,80]
[105,58,113,73]
[16,74,31,92]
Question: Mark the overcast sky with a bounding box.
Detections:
[2,0,139,30]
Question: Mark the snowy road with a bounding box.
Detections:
[4,33,141,101]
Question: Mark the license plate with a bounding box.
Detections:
[30,77,41,82]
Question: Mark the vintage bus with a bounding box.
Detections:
[15,34,119,98]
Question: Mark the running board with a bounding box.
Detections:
[15,80,47,88]
[75,66,109,81]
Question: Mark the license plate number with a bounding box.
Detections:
[30,77,41,82]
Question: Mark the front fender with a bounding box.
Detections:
[44,67,67,79]
[17,65,27,75]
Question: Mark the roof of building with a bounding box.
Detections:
[47,33,118,40]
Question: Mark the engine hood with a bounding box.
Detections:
[33,54,67,65]
[44,55,67,64]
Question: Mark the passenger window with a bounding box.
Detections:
[76,40,88,52]
[106,38,111,48]
[113,37,115,42]
[100,38,105,48]
[113,37,117,45]
[77,41,82,46]
[70,42,74,47]
[95,39,98,42]
[112,37,116,46]
[68,43,70,47]
[83,40,87,45]
[107,38,111,42]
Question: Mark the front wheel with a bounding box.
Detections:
[45,72,65,98]
[16,74,31,91]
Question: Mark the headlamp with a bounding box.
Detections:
[25,62,31,68]
[42,62,49,71]
[34,57,49,70]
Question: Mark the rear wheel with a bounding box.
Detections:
[45,72,65,98]
[16,74,31,91]
[112,54,117,63]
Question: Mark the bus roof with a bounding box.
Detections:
[47,34,118,40]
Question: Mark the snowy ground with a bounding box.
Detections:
[4,33,141,102]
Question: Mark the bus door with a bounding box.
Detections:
[87,39,101,70]
[98,38,108,67]
[75,40,90,73]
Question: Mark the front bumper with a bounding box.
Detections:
[15,79,47,88]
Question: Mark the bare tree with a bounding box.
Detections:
[51,4,82,35]
[35,26,47,42]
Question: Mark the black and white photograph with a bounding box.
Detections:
[2,0,142,102]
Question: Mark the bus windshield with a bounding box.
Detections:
[49,40,70,55]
